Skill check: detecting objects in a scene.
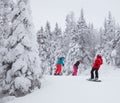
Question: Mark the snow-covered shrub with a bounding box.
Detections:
[10,76,31,96]
[8,76,41,97]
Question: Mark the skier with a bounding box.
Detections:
[54,57,65,75]
[72,60,81,76]
[89,54,103,80]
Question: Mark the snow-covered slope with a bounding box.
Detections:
[1,64,120,103]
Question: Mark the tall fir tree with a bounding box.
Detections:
[44,21,53,74]
[63,12,78,75]
[113,25,120,66]
[52,23,62,65]
[0,0,42,96]
[37,27,46,74]
[76,9,93,68]
[101,12,116,64]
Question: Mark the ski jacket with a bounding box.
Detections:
[92,56,103,69]
[57,57,64,66]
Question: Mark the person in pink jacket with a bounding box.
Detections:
[72,60,81,76]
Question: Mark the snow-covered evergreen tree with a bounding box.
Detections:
[63,10,97,75]
[63,12,78,74]
[0,0,42,96]
[43,21,53,74]
[0,0,15,87]
[87,24,98,61]
[76,9,93,68]
[37,21,59,75]
[37,27,47,74]
[48,23,62,75]
[101,12,116,64]
[52,23,63,72]
[37,22,63,75]
[113,25,120,66]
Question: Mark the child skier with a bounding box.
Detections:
[54,57,65,75]
[72,60,81,76]
[90,54,103,80]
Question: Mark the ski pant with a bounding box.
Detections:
[55,64,62,74]
[91,68,99,79]
[72,65,78,76]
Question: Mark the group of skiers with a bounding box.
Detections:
[54,54,103,80]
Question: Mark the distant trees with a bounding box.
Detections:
[37,10,98,75]
[37,22,63,75]
[37,10,120,75]
[100,12,120,66]
[64,10,98,75]
[64,12,77,74]
[115,26,120,66]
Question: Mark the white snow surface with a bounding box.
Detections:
[14,77,31,92]
[1,64,120,103]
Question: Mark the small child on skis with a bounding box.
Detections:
[72,60,81,76]
[54,57,65,75]
[89,54,103,80]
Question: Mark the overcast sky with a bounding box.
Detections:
[30,0,120,31]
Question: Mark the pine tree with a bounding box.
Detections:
[37,27,46,74]
[64,10,97,75]
[54,23,62,37]
[0,0,42,96]
[52,23,63,73]
[101,12,116,64]
[113,25,120,66]
[76,9,92,68]
[0,0,15,89]
[63,12,78,74]
[43,21,53,74]
[88,24,98,62]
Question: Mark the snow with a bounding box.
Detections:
[1,64,120,103]
[111,49,117,57]
[14,77,31,92]
[0,0,42,95]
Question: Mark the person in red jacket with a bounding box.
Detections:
[90,54,103,80]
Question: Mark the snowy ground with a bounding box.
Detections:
[0,64,120,103]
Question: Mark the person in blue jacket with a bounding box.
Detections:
[54,57,65,75]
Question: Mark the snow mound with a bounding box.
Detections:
[14,77,31,92]
[9,77,31,97]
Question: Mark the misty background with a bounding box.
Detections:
[30,0,120,31]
